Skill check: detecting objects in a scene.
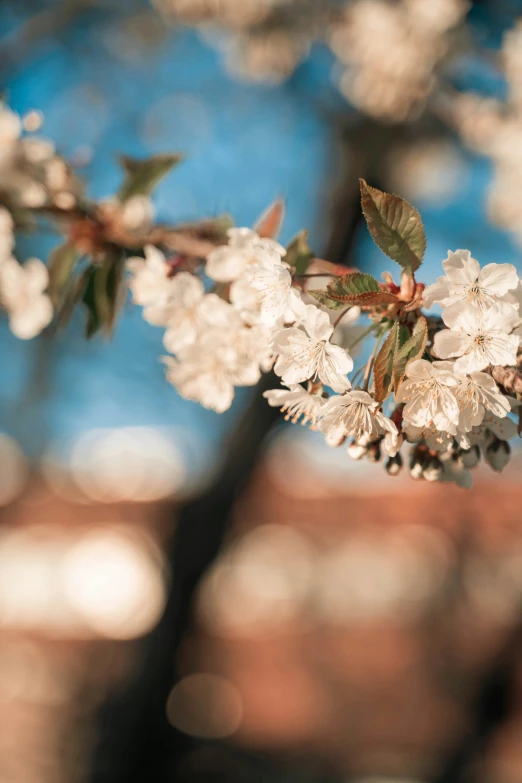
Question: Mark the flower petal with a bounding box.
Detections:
[479,263,519,295]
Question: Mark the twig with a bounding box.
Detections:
[332,306,351,330]
[347,322,377,351]
[488,364,522,395]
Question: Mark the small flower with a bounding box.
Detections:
[0,256,53,339]
[471,407,519,444]
[127,244,171,307]
[423,249,519,310]
[246,258,294,324]
[206,228,284,283]
[403,423,455,453]
[433,302,519,372]
[395,359,460,432]
[163,292,233,353]
[228,227,286,257]
[229,276,262,312]
[381,429,403,458]
[163,334,260,413]
[433,361,510,435]
[263,384,324,426]
[273,306,353,391]
[318,389,397,443]
[145,271,204,330]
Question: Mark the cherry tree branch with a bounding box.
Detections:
[488,356,522,395]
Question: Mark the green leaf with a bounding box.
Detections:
[118,153,183,201]
[360,179,426,275]
[373,323,398,402]
[393,316,428,392]
[308,289,347,310]
[327,272,399,307]
[81,249,126,338]
[286,230,314,275]
[47,242,78,307]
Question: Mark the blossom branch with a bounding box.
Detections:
[489,363,522,395]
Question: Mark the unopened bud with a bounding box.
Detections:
[423,457,442,482]
[347,440,368,461]
[409,444,428,479]
[409,461,424,480]
[366,441,381,462]
[460,445,480,469]
[385,453,403,476]
[325,426,346,448]
[485,438,511,472]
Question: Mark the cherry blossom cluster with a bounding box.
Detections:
[153,0,326,84]
[0,92,519,490]
[330,0,469,122]
[0,100,158,341]
[127,228,353,413]
[127,217,522,488]
[0,103,61,339]
[151,0,469,104]
[452,20,522,248]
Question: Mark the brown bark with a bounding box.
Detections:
[489,362,522,395]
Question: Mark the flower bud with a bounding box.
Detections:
[460,445,480,469]
[324,426,346,448]
[485,438,511,472]
[385,453,403,476]
[366,441,381,462]
[409,444,428,479]
[423,457,442,482]
[409,461,424,480]
[347,440,368,461]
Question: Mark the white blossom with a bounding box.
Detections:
[403,423,455,452]
[273,306,353,391]
[433,361,510,435]
[163,334,260,413]
[127,244,171,307]
[206,227,285,283]
[396,359,460,433]
[139,272,233,354]
[245,257,294,324]
[229,275,262,312]
[381,429,403,457]
[0,256,53,339]
[164,292,233,353]
[263,384,324,426]
[434,302,519,372]
[423,250,519,310]
[318,389,397,444]
[221,310,275,374]
[468,406,519,446]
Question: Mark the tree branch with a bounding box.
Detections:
[489,363,522,395]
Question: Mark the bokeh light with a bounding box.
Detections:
[0,433,28,505]
[166,673,243,738]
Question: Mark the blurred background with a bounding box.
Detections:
[2,1,522,782]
